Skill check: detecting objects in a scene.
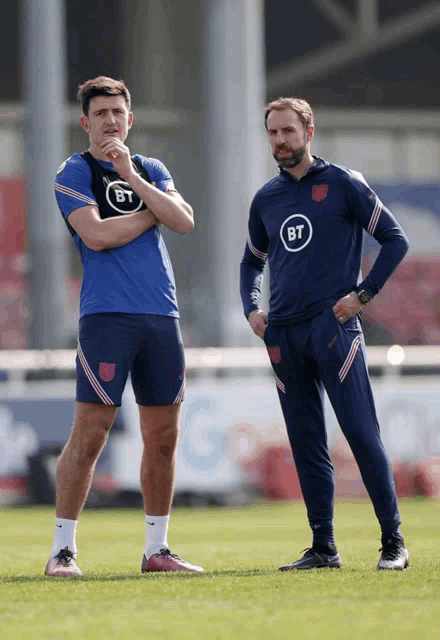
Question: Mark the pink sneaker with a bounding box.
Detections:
[141,548,204,573]
[44,547,82,577]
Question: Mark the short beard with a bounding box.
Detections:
[274,146,306,169]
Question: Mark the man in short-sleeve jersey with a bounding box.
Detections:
[45,76,203,576]
[240,98,410,571]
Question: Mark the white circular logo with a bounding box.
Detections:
[105,180,144,214]
[280,214,313,252]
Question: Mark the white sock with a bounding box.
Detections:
[50,517,78,557]
[145,514,170,559]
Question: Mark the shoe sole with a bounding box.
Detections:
[378,559,409,571]
[44,560,82,577]
[377,550,409,570]
[279,563,342,571]
[44,568,82,577]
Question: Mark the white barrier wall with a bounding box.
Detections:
[111,374,440,493]
[0,348,439,495]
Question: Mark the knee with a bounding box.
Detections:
[148,416,179,439]
[153,423,179,453]
[84,432,109,460]
[143,421,179,452]
[67,422,110,463]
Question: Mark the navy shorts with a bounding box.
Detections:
[76,313,185,406]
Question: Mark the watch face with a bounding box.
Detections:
[358,290,371,304]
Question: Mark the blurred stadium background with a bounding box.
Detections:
[0,0,439,507]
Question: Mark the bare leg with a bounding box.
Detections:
[138,403,204,572]
[56,402,117,519]
[139,404,181,515]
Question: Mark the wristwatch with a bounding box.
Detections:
[357,289,372,305]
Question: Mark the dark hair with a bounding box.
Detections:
[77,76,131,115]
[264,97,314,130]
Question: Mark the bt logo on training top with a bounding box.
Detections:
[106,180,144,214]
[280,214,313,252]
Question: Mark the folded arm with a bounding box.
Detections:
[124,172,194,235]
[68,205,158,251]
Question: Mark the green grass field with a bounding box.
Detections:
[1,498,439,640]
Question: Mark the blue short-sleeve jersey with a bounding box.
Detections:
[55,152,179,319]
[240,158,409,325]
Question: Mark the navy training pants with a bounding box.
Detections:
[264,305,401,533]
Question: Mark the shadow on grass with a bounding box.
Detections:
[1,568,273,584]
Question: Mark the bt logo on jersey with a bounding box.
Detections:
[115,189,134,203]
[287,225,304,241]
[105,180,144,214]
[280,213,313,252]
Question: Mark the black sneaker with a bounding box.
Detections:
[279,547,342,571]
[377,535,409,570]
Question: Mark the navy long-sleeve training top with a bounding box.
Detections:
[240,157,409,325]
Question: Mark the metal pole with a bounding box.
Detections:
[23,0,69,348]
[357,0,378,40]
[122,0,175,107]
[202,0,267,346]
